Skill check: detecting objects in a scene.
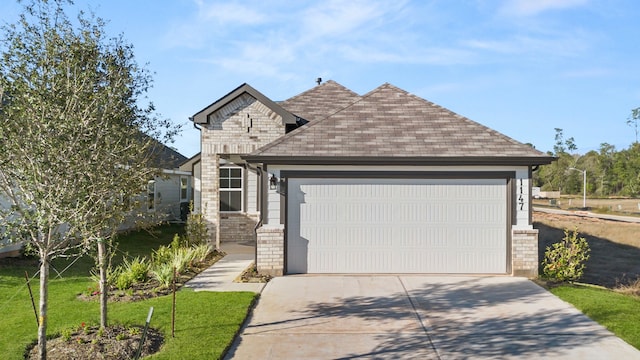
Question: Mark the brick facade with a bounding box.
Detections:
[194,82,548,277]
[512,228,539,277]
[256,226,285,276]
[200,95,286,249]
[220,213,259,243]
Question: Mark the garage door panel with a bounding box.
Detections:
[287,178,508,274]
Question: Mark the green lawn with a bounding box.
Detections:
[0,225,256,359]
[550,285,640,349]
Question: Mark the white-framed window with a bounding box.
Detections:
[220,166,242,212]
[147,180,156,211]
[180,176,188,202]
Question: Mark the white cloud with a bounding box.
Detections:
[463,32,590,58]
[194,1,267,25]
[300,0,392,40]
[169,0,425,78]
[561,67,612,78]
[500,0,589,17]
[163,0,269,49]
[340,45,476,66]
[163,0,595,84]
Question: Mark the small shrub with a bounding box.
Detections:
[191,244,212,263]
[152,245,173,265]
[89,265,119,288]
[128,326,141,336]
[170,234,183,249]
[126,257,150,283]
[61,328,72,342]
[113,257,150,290]
[172,247,197,273]
[185,205,209,246]
[616,277,640,297]
[542,228,591,282]
[151,262,174,288]
[115,272,134,291]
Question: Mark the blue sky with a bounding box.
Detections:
[2,0,639,158]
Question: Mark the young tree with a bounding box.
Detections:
[0,1,177,358]
[627,107,640,144]
[536,128,580,192]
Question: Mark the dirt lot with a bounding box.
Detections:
[534,211,640,288]
[533,197,640,214]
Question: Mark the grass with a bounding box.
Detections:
[550,284,640,349]
[0,224,256,359]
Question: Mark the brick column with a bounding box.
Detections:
[256,226,284,276]
[201,152,220,250]
[512,229,539,277]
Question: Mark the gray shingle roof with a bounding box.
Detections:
[150,141,188,169]
[246,83,553,165]
[280,80,361,122]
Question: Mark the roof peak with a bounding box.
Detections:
[249,82,552,163]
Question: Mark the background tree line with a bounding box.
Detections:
[534,124,640,197]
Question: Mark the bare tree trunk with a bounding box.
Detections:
[38,255,49,360]
[98,239,108,328]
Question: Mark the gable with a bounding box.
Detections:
[191,83,295,126]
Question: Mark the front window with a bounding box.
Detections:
[180,176,188,201]
[220,167,242,212]
[147,180,156,211]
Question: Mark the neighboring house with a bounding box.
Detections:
[179,152,201,215]
[191,81,554,277]
[0,142,191,258]
[118,143,192,230]
[0,193,22,258]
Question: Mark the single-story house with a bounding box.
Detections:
[117,143,193,230]
[190,80,554,277]
[0,142,191,258]
[179,152,201,215]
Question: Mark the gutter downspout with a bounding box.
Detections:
[189,116,202,131]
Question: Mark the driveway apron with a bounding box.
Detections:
[225,276,640,359]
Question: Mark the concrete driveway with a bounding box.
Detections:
[225,276,640,359]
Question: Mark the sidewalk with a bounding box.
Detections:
[185,242,264,293]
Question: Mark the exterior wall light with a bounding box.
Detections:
[269,174,277,190]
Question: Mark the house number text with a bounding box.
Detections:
[518,179,525,211]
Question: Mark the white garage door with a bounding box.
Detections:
[287,178,508,274]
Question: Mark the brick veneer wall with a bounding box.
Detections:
[200,95,285,248]
[220,213,259,243]
[512,229,539,277]
[256,226,284,276]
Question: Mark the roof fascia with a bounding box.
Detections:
[191,83,296,125]
[242,155,557,166]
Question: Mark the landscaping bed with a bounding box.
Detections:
[77,250,224,303]
[0,224,256,359]
[236,263,272,283]
[24,325,163,360]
